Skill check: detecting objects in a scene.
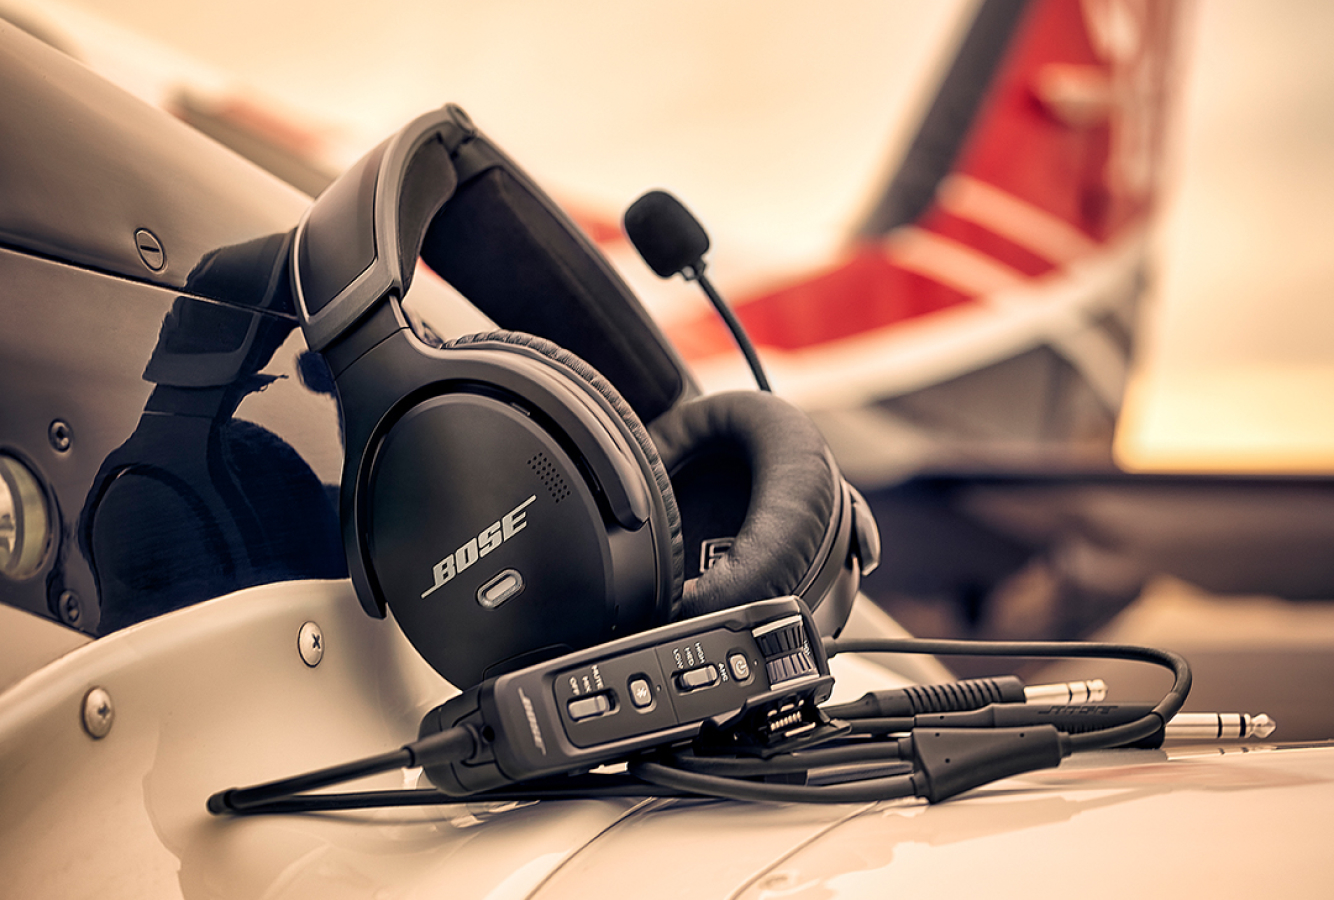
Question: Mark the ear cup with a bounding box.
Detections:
[649,392,839,619]
[443,330,685,619]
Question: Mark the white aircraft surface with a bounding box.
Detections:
[2,579,1331,898]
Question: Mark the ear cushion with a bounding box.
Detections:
[443,329,684,618]
[650,391,838,619]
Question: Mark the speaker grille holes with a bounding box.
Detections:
[528,453,570,503]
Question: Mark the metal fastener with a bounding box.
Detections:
[48,420,72,453]
[81,687,114,739]
[58,590,81,625]
[135,228,166,272]
[298,621,324,667]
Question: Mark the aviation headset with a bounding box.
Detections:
[293,104,880,688]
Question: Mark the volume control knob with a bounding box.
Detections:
[752,615,807,659]
[765,651,816,686]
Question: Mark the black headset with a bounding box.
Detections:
[292,104,879,689]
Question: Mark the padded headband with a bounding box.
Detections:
[293,104,693,422]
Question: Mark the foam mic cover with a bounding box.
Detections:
[624,190,710,278]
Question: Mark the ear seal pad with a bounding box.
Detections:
[650,392,838,620]
[443,330,685,620]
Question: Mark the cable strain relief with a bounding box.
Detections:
[1126,711,1168,749]
[911,725,1066,803]
[206,789,236,816]
[405,724,478,769]
[900,676,1026,715]
[1133,711,1170,749]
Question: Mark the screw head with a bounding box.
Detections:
[57,590,81,625]
[48,420,72,453]
[135,229,166,272]
[298,621,324,667]
[81,687,114,739]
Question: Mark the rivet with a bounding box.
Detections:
[298,621,324,667]
[81,686,114,739]
[135,228,166,272]
[48,420,72,453]
[58,590,81,625]
[446,103,477,137]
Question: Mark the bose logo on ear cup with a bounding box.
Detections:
[421,495,536,599]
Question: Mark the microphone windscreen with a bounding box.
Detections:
[624,190,710,278]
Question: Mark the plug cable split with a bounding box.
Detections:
[625,637,1193,805]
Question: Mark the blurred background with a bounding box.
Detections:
[14,0,1331,471]
[5,0,1334,737]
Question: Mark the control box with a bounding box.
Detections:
[418,596,831,796]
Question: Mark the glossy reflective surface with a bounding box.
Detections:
[0,22,308,296]
[0,25,345,635]
[0,244,348,634]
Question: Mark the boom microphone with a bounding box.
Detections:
[624,189,710,278]
[624,190,772,392]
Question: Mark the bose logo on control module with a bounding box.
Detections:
[421,496,536,598]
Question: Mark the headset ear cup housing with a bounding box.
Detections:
[438,329,684,619]
[330,323,681,689]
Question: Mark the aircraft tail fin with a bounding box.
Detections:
[660,0,1182,483]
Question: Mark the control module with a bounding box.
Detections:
[419,596,833,795]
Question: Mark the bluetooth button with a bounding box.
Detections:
[629,677,654,709]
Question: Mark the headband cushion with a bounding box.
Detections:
[650,392,837,619]
[421,166,688,422]
[443,330,684,616]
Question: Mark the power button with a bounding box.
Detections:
[728,652,751,681]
